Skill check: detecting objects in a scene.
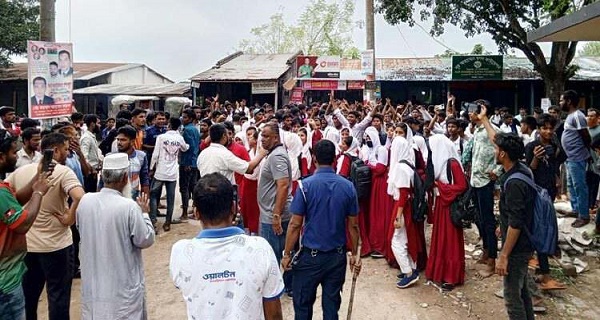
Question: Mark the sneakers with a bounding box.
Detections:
[396,271,419,289]
[571,218,590,228]
[397,269,418,280]
[370,252,384,259]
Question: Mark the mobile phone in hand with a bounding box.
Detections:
[42,149,54,172]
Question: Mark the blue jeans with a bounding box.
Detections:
[474,181,497,259]
[0,285,25,320]
[566,160,590,220]
[150,179,176,223]
[260,221,292,290]
[292,248,347,320]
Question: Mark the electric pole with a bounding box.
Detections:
[40,0,56,41]
[365,0,376,102]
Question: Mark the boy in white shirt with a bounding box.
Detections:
[150,117,189,231]
[170,172,284,320]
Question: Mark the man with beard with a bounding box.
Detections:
[16,128,42,169]
[560,90,592,228]
[111,126,150,200]
[0,130,50,319]
[77,153,155,319]
[143,111,167,161]
[6,132,84,320]
[0,107,19,137]
[80,114,101,192]
[178,109,200,222]
[198,118,213,152]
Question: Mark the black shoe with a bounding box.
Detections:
[571,218,590,228]
[370,252,384,259]
[156,212,167,217]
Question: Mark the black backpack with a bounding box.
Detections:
[399,160,428,223]
[446,159,479,228]
[349,155,371,199]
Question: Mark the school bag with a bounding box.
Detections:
[503,172,559,256]
[446,159,479,228]
[348,155,371,200]
[398,160,428,223]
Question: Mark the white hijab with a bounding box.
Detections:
[429,134,463,184]
[235,131,248,150]
[301,132,312,171]
[387,136,414,200]
[336,136,360,174]
[361,126,387,165]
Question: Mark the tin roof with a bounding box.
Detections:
[73,83,190,96]
[338,56,600,81]
[191,52,299,81]
[0,62,173,82]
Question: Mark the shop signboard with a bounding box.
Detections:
[290,87,304,103]
[302,80,346,91]
[361,50,374,76]
[27,40,74,119]
[347,81,365,90]
[296,55,340,79]
[251,81,277,94]
[451,55,503,80]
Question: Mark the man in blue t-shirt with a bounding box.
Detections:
[176,109,200,223]
[281,140,361,320]
[560,90,592,228]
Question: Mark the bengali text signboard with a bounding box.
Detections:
[452,55,503,80]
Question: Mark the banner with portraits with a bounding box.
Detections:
[27,40,74,119]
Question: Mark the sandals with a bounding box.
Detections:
[539,279,567,290]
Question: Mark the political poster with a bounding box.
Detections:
[27,40,74,119]
[296,55,340,79]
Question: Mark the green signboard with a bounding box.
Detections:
[451,55,503,80]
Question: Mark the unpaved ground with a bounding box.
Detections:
[35,202,600,319]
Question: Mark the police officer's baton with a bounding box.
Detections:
[346,266,359,320]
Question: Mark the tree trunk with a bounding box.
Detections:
[541,72,566,107]
[40,0,55,42]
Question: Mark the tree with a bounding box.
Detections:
[435,44,490,57]
[239,0,359,58]
[580,42,600,56]
[377,0,594,104]
[0,0,39,68]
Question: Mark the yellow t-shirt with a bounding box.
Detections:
[6,163,82,253]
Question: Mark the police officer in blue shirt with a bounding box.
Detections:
[282,139,361,320]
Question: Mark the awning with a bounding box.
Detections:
[528,1,600,42]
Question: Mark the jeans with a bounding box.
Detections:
[503,252,534,320]
[292,248,347,320]
[474,181,497,259]
[150,179,176,223]
[586,169,600,211]
[260,221,292,290]
[0,285,26,320]
[23,246,73,320]
[179,166,198,213]
[566,160,590,220]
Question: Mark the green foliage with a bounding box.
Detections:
[435,44,491,57]
[0,0,39,68]
[239,0,358,57]
[580,42,600,56]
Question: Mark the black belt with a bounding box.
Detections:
[302,246,345,257]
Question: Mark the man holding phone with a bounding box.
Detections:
[0,130,51,319]
[6,132,85,320]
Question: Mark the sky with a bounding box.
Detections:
[50,0,551,81]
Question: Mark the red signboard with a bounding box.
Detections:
[301,80,346,91]
[347,81,365,90]
[290,88,304,103]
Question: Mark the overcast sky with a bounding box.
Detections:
[52,0,550,81]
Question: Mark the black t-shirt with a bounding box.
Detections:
[499,162,535,254]
[524,139,559,199]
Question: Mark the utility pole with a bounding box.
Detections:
[365,0,376,103]
[40,0,56,42]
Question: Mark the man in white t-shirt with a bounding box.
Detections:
[150,117,189,232]
[170,172,284,320]
[197,123,265,184]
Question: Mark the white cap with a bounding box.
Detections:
[102,153,129,170]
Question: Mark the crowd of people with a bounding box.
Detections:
[0,88,599,320]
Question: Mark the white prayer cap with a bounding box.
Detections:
[102,153,129,170]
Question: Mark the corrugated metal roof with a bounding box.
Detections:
[0,62,174,83]
[73,83,190,96]
[191,53,298,81]
[338,56,600,81]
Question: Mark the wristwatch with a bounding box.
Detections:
[282,250,292,257]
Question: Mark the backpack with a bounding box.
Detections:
[399,160,428,223]
[446,159,479,228]
[349,155,371,200]
[503,172,559,256]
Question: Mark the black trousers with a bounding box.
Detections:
[23,246,74,320]
[179,166,198,212]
